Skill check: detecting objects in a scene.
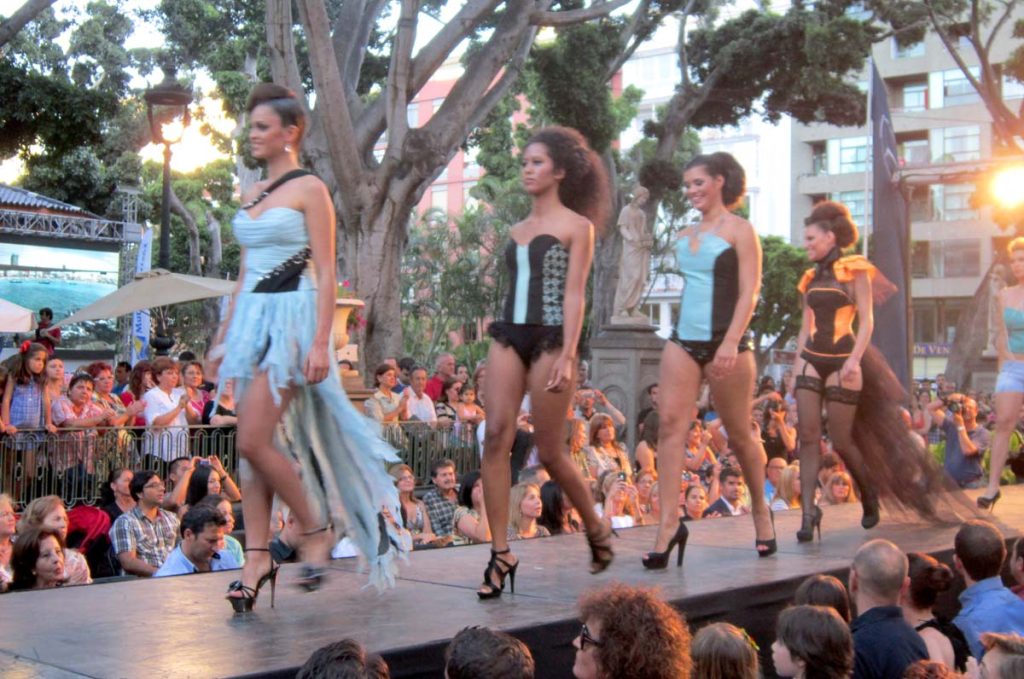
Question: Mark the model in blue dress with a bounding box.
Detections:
[208,84,402,612]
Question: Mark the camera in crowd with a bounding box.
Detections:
[944,398,962,414]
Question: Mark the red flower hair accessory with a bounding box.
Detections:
[19,340,31,354]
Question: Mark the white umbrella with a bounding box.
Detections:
[56,269,237,326]
[0,298,36,333]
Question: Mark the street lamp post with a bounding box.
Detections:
[144,67,191,354]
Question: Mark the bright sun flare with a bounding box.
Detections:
[138,97,237,174]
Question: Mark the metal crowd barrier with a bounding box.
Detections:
[1,420,479,508]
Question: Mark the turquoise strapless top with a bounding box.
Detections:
[674,233,739,341]
[1005,307,1024,354]
[232,207,314,293]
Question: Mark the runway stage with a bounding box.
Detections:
[1,487,1021,679]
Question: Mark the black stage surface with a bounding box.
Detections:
[2,487,1021,679]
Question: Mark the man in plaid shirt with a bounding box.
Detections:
[422,459,459,537]
[109,470,179,576]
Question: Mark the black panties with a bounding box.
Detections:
[795,358,860,405]
[669,331,752,368]
[488,322,563,369]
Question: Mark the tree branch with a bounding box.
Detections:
[167,188,203,276]
[0,0,56,49]
[465,25,537,134]
[266,0,308,106]
[530,0,632,27]
[384,0,417,161]
[604,0,653,81]
[983,0,1016,56]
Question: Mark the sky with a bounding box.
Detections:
[0,243,118,271]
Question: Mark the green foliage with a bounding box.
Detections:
[466,92,524,183]
[751,236,808,361]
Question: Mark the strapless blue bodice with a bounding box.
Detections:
[232,207,314,293]
[1005,307,1024,354]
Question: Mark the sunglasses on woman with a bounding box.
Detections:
[579,622,604,650]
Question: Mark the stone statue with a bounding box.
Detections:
[611,186,653,325]
[987,264,1007,353]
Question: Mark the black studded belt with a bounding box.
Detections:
[252,247,311,293]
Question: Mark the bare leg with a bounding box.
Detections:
[651,342,703,553]
[479,343,527,592]
[706,352,773,547]
[987,390,1024,498]
[234,372,325,595]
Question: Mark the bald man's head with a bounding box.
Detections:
[852,539,908,603]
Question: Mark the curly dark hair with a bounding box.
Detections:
[246,83,305,141]
[776,605,853,679]
[804,200,859,250]
[684,152,746,210]
[907,552,955,610]
[577,583,692,679]
[525,126,610,232]
[127,360,153,399]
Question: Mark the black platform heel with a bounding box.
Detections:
[295,525,332,592]
[977,489,1001,512]
[587,520,617,574]
[796,505,823,543]
[861,492,880,529]
[226,548,279,613]
[755,507,777,558]
[478,548,519,599]
[642,518,689,570]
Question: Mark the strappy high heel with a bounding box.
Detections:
[977,489,1001,512]
[295,525,332,592]
[797,505,823,543]
[642,518,689,570]
[478,548,519,599]
[755,507,777,558]
[587,520,616,574]
[226,548,279,613]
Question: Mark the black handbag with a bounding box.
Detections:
[245,169,314,294]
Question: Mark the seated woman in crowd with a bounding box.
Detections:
[51,373,109,476]
[683,420,717,490]
[821,470,858,506]
[44,355,65,401]
[682,484,709,522]
[507,482,549,541]
[17,495,90,585]
[388,464,437,547]
[901,552,969,672]
[88,362,145,427]
[770,462,802,512]
[567,418,592,482]
[452,470,490,545]
[772,605,853,679]
[196,493,245,566]
[761,397,797,461]
[594,471,643,530]
[202,379,238,428]
[538,480,580,535]
[573,583,692,679]
[435,377,462,425]
[181,361,209,422]
[119,360,154,428]
[635,411,659,474]
[584,414,632,479]
[636,468,658,522]
[99,468,135,524]
[454,383,485,428]
[364,363,407,426]
[794,574,851,622]
[175,459,241,517]
[8,527,64,591]
[0,493,14,591]
[691,622,760,679]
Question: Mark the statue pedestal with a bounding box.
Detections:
[590,324,664,453]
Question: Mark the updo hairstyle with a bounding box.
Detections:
[804,200,859,250]
[1007,237,1024,255]
[246,83,306,141]
[684,152,747,210]
[906,552,955,609]
[525,127,610,233]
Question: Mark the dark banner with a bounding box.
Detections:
[870,62,911,386]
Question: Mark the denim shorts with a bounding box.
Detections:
[995,360,1024,393]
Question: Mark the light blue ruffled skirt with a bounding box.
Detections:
[221,288,404,590]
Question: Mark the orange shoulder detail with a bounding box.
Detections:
[797,268,815,295]
[833,255,877,283]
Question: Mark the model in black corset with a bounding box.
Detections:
[477,127,614,600]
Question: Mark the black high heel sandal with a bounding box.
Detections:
[755,508,777,558]
[587,520,616,574]
[977,489,1001,512]
[226,548,279,613]
[642,518,689,570]
[295,525,332,592]
[796,505,823,543]
[861,492,880,529]
[478,548,519,600]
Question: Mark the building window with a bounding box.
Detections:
[407,103,419,128]
[811,143,827,175]
[1003,73,1024,100]
[893,39,925,59]
[431,185,448,211]
[942,68,980,106]
[463,181,478,210]
[932,183,977,221]
[933,125,980,162]
[833,190,869,226]
[463,146,481,179]
[929,238,980,277]
[913,302,938,343]
[899,138,929,166]
[901,83,928,112]
[911,241,930,278]
[838,137,868,174]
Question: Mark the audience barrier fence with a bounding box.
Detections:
[0,421,480,508]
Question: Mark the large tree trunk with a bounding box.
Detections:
[0,0,57,48]
[168,188,203,276]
